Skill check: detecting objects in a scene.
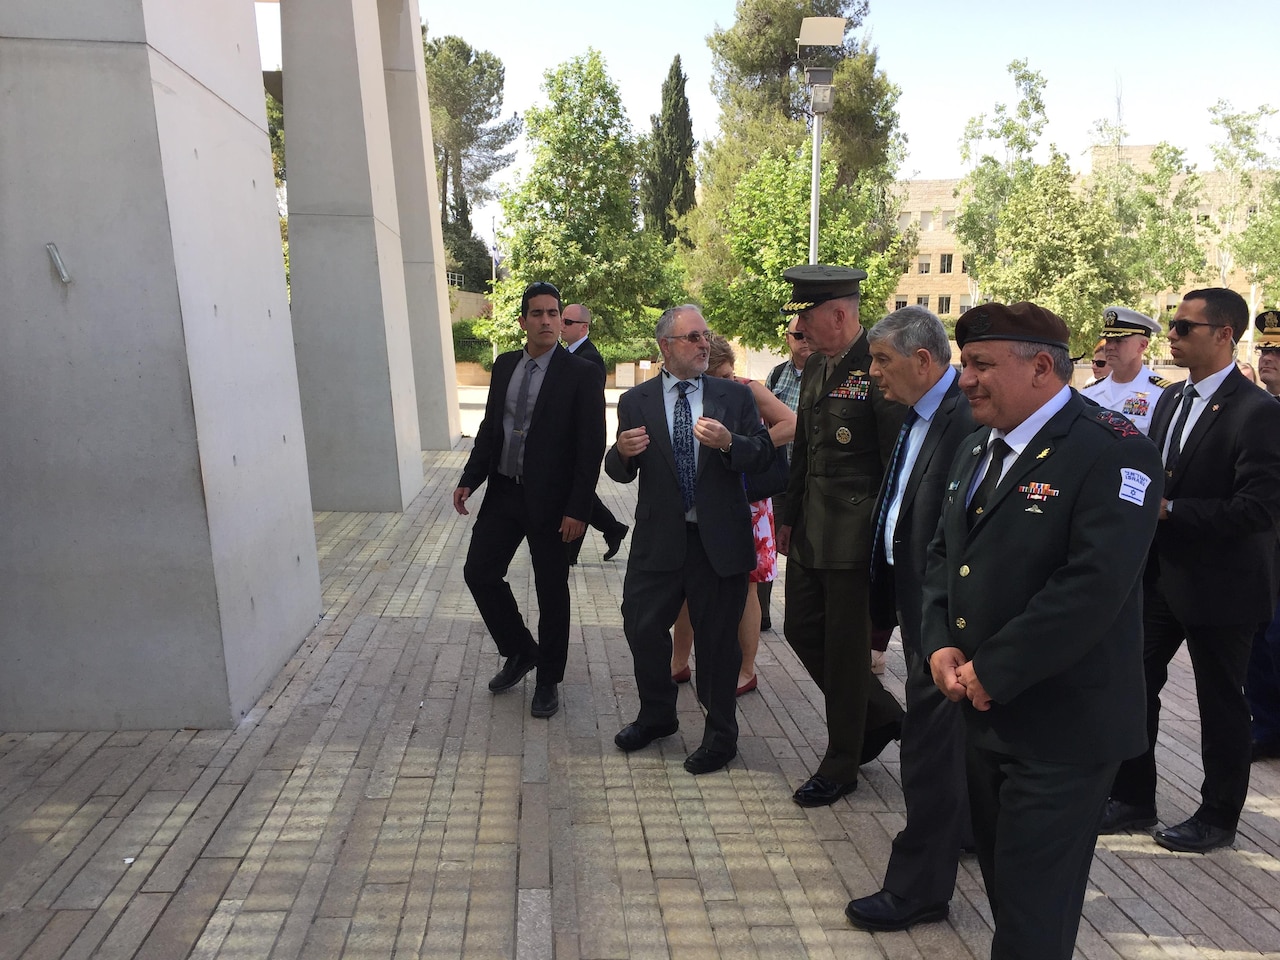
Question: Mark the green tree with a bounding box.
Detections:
[490,51,672,350]
[953,60,1048,306]
[422,30,521,221]
[702,140,908,346]
[266,91,285,185]
[1234,175,1280,309]
[641,55,697,245]
[981,151,1132,351]
[1211,101,1278,314]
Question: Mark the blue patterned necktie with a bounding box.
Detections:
[873,408,919,562]
[674,380,696,512]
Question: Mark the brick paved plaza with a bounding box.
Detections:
[2,445,1280,959]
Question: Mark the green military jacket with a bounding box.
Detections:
[776,329,904,569]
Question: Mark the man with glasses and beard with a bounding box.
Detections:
[606,305,774,775]
[1102,288,1280,852]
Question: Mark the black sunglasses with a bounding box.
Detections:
[785,331,805,340]
[1092,359,1108,368]
[1168,319,1222,337]
[562,317,586,326]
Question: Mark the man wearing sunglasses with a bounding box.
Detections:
[1103,288,1280,852]
[1081,307,1174,435]
[605,305,774,775]
[757,317,813,631]
[560,303,630,565]
[454,282,606,720]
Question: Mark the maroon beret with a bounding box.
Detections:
[955,301,1070,350]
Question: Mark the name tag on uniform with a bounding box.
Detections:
[1119,469,1151,506]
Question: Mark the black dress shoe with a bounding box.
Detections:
[860,718,903,765]
[1098,798,1157,834]
[614,720,679,752]
[1252,738,1280,762]
[683,745,736,775]
[792,773,856,807]
[488,650,538,692]
[530,683,559,718]
[1153,816,1235,853]
[844,889,949,932]
[603,525,629,561]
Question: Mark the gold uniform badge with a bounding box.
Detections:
[835,426,852,444]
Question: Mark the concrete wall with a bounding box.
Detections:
[0,3,321,729]
[283,0,425,510]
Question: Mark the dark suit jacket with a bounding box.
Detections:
[570,337,606,376]
[921,392,1163,763]
[604,374,773,577]
[871,376,974,651]
[1147,367,1280,624]
[460,346,605,527]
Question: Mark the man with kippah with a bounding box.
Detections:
[774,265,906,808]
[1081,306,1176,435]
[922,301,1162,959]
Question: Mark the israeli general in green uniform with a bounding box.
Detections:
[922,302,1162,959]
[775,265,906,807]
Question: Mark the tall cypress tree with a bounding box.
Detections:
[642,56,697,246]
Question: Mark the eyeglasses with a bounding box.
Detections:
[664,329,716,345]
[1168,319,1222,337]
[562,317,586,326]
[1092,359,1108,368]
[785,331,806,340]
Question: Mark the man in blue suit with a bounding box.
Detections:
[605,305,774,774]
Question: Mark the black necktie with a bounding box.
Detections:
[968,438,1012,528]
[873,408,920,563]
[1164,384,1198,475]
[674,381,696,512]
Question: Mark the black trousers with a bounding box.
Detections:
[882,647,969,904]
[967,744,1116,960]
[620,526,745,754]
[566,493,624,564]
[462,476,572,684]
[1110,585,1256,830]
[783,561,903,782]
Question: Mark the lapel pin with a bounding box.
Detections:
[1212,403,1221,412]
[1036,448,1050,460]
[972,445,982,456]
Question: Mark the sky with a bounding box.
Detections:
[255,0,1278,239]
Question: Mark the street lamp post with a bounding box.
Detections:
[797,17,846,265]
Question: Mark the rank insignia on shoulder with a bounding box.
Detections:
[1149,374,1175,388]
[1093,409,1141,438]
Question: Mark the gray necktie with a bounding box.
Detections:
[503,358,537,477]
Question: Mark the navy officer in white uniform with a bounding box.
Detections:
[1081,306,1176,435]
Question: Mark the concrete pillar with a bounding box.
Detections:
[378,0,462,450]
[281,0,425,510]
[0,3,322,730]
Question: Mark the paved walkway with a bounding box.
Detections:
[2,446,1280,959]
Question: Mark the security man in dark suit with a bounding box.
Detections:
[845,305,975,932]
[923,301,1162,960]
[561,303,629,565]
[1103,288,1280,851]
[454,282,606,720]
[1248,310,1280,762]
[605,305,774,775]
[775,265,905,807]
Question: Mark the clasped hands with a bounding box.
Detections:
[929,646,993,711]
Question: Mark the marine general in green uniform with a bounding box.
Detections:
[775,265,906,807]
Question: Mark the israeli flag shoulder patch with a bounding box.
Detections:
[1119,468,1151,506]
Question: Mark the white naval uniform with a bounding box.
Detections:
[1081,363,1176,436]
